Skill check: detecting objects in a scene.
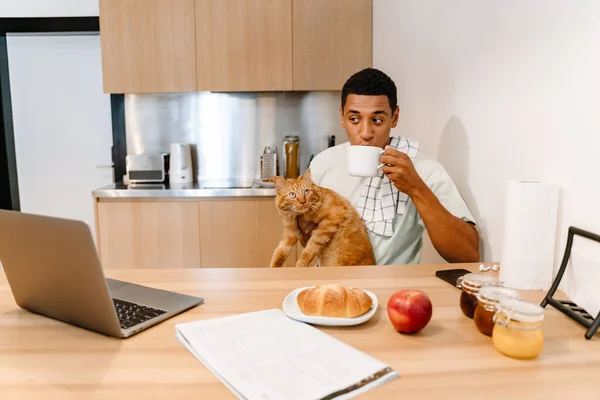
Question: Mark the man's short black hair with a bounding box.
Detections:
[341,68,398,112]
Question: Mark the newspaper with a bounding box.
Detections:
[175,309,399,400]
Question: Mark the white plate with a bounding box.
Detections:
[282,286,378,326]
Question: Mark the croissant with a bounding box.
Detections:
[297,284,373,318]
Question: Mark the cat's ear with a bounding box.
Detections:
[302,168,313,184]
[273,176,286,192]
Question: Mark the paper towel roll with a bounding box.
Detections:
[499,180,559,290]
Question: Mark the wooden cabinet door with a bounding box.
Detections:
[292,0,373,90]
[195,0,293,91]
[198,198,295,267]
[99,0,197,93]
[96,201,201,269]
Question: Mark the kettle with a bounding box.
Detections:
[169,143,193,184]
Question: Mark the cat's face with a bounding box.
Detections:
[273,169,321,216]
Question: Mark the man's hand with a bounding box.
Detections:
[297,216,317,247]
[380,145,480,263]
[379,146,426,196]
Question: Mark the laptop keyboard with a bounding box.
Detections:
[113,298,167,330]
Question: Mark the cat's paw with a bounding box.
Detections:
[270,251,286,268]
[295,260,309,268]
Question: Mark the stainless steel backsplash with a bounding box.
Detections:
[124,91,347,188]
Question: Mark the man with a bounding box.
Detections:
[300,68,480,265]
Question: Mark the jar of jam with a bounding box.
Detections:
[492,298,545,359]
[456,273,499,319]
[474,286,520,336]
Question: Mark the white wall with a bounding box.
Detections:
[374,0,600,311]
[8,35,113,239]
[0,0,98,17]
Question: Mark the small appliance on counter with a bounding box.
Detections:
[126,183,167,190]
[169,143,194,184]
[125,153,168,184]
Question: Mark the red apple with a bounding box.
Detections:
[387,290,433,334]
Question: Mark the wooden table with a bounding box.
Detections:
[1,264,599,399]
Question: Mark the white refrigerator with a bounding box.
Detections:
[7,34,114,241]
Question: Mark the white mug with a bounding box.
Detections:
[347,145,385,177]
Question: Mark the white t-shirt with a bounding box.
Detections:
[309,141,476,265]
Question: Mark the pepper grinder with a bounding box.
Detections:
[328,135,336,148]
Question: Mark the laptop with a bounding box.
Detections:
[0,210,204,338]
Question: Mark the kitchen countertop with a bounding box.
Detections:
[92,182,277,199]
[1,263,598,399]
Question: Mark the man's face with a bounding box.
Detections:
[339,94,399,148]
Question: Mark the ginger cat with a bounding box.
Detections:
[270,169,376,268]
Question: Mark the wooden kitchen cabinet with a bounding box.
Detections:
[197,198,295,268]
[98,0,372,93]
[292,0,373,90]
[195,0,293,91]
[95,198,294,269]
[99,0,197,93]
[96,200,201,269]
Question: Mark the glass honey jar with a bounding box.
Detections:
[474,286,520,336]
[456,273,499,319]
[282,135,300,179]
[492,298,545,359]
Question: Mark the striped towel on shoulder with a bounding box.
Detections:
[355,136,419,237]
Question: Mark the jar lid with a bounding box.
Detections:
[477,286,519,304]
[495,298,545,323]
[458,273,498,288]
